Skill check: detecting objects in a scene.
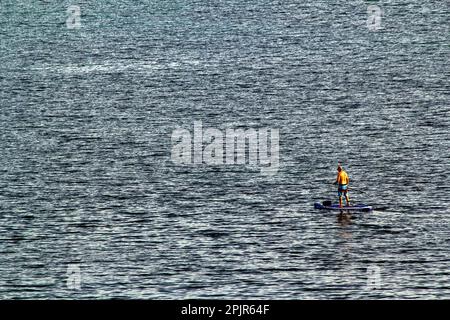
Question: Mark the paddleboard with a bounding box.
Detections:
[314,202,373,212]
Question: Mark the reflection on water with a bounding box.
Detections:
[337,212,352,229]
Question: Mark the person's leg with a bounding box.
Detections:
[345,191,350,206]
[338,189,343,207]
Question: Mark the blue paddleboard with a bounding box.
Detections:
[314,202,373,212]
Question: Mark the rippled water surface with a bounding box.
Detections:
[0,0,449,299]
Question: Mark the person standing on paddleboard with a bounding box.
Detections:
[334,164,350,208]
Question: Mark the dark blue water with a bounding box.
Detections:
[0,0,448,299]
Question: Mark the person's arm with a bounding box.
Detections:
[334,173,339,184]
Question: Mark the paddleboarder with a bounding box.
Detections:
[334,164,350,208]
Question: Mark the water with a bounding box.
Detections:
[0,0,449,299]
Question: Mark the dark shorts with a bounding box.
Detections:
[338,184,348,197]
